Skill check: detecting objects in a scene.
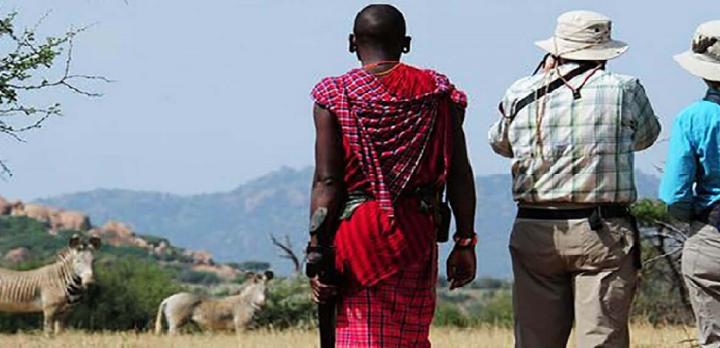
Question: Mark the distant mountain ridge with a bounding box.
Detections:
[37,167,661,278]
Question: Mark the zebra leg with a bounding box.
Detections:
[167,316,181,335]
[53,312,68,334]
[233,316,247,334]
[42,310,55,335]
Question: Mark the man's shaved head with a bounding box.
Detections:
[353,4,407,51]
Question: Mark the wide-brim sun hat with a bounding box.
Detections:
[535,10,628,61]
[674,20,720,82]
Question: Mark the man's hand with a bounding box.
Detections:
[310,276,339,303]
[446,246,476,290]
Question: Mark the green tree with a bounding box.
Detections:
[68,258,183,330]
[252,277,316,329]
[0,11,107,175]
[237,260,272,272]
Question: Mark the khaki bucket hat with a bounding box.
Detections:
[675,21,720,82]
[535,10,628,61]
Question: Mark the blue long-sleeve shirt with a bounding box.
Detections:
[659,88,720,220]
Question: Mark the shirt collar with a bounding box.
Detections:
[704,88,720,105]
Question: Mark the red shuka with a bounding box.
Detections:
[312,63,467,287]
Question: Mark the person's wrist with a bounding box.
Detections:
[453,232,477,248]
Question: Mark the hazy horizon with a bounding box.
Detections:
[2,1,719,201]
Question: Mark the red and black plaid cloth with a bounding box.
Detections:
[313,64,466,287]
[312,64,466,220]
[312,64,465,347]
[335,248,438,348]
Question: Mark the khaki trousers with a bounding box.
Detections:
[683,222,720,348]
[510,216,639,348]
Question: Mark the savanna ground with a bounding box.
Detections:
[0,325,697,348]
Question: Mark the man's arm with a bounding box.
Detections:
[309,104,345,247]
[627,80,661,151]
[446,103,477,290]
[488,117,514,158]
[489,95,514,158]
[308,104,345,302]
[659,117,696,221]
[447,103,476,236]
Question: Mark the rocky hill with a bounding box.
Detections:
[36,167,661,278]
[0,197,245,282]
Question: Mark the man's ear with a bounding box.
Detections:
[349,33,357,53]
[402,36,411,54]
[69,234,81,249]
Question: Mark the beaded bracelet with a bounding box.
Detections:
[453,233,478,247]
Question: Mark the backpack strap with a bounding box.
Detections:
[498,63,597,120]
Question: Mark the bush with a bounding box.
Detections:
[68,258,183,330]
[253,276,316,329]
[237,260,271,272]
[178,269,221,285]
[471,277,511,290]
[433,302,472,327]
[470,290,513,327]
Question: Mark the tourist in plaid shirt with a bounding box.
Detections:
[489,61,660,204]
[489,11,660,348]
[307,5,476,348]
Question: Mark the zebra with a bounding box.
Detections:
[0,235,101,333]
[155,270,273,334]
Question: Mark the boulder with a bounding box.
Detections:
[51,211,91,231]
[187,250,214,265]
[91,221,137,246]
[0,196,11,215]
[153,241,169,255]
[3,247,30,264]
[11,203,55,224]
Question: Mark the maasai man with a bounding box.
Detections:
[307,4,477,347]
[489,11,661,348]
[660,21,720,347]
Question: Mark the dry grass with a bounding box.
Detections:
[0,325,696,348]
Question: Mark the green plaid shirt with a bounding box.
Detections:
[489,63,661,204]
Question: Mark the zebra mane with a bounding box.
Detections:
[55,247,74,262]
[51,248,85,303]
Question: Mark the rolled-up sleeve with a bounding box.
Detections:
[488,93,514,158]
[624,80,661,151]
[488,118,513,158]
[659,117,696,220]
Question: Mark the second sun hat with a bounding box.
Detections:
[675,20,720,82]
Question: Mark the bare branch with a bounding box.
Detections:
[652,219,690,240]
[0,13,108,175]
[643,247,682,266]
[270,234,302,274]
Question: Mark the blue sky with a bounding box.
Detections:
[1,1,719,200]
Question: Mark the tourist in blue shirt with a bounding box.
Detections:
[660,20,720,347]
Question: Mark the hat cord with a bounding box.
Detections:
[533,63,602,158]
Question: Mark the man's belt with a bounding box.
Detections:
[518,204,642,269]
[341,187,442,220]
[517,205,631,221]
[340,186,450,242]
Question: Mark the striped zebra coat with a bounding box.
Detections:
[0,235,101,333]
